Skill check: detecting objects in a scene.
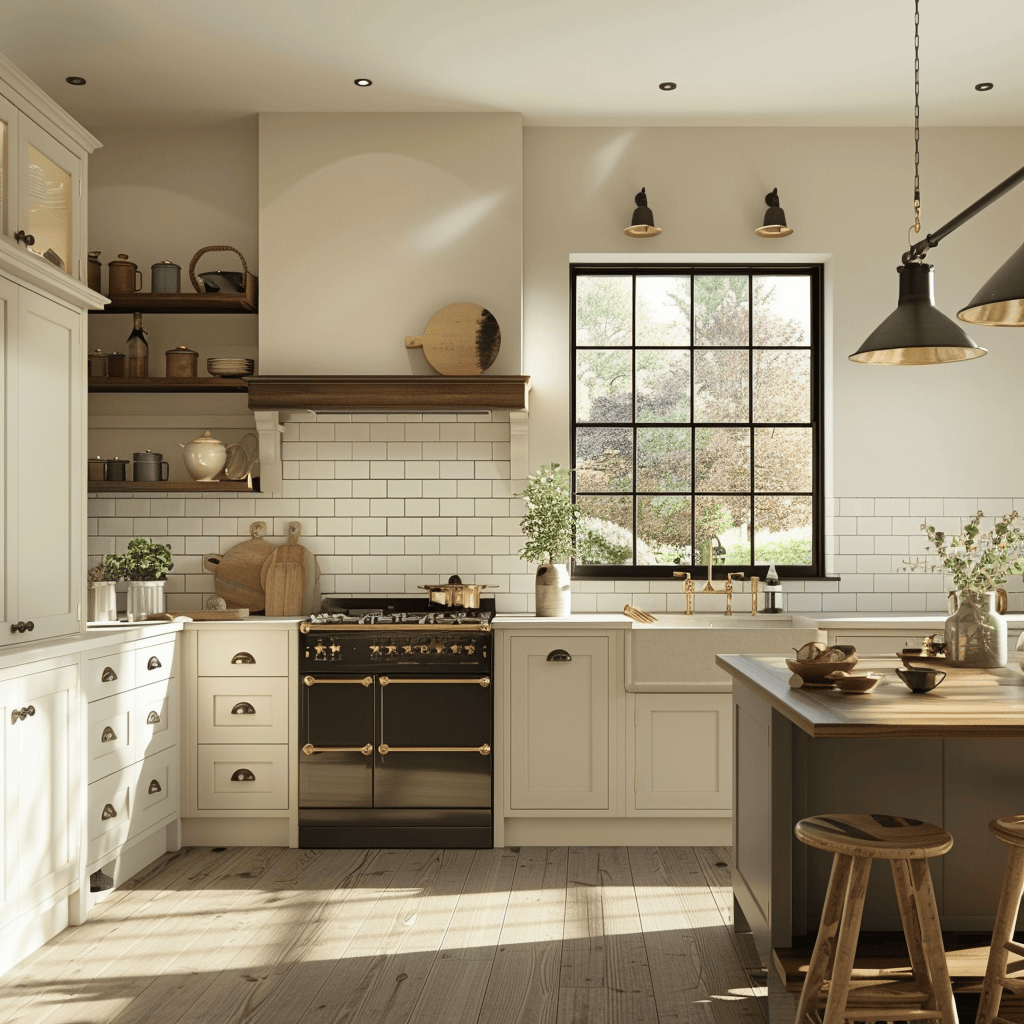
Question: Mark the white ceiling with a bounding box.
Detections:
[4,0,1023,129]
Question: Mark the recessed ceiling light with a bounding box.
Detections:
[975,82,994,91]
[659,82,677,91]
[354,78,372,87]
[65,76,86,86]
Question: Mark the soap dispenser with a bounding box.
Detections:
[763,561,784,614]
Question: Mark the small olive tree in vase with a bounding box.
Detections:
[922,510,1024,667]
[517,463,580,616]
[104,537,174,622]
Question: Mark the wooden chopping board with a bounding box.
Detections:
[405,302,500,375]
[261,522,321,616]
[203,521,272,611]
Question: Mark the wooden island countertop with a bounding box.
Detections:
[716,653,1024,738]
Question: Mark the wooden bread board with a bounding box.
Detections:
[203,522,272,611]
[405,302,501,375]
[260,522,320,616]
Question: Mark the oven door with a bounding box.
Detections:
[299,674,374,808]
[376,675,492,808]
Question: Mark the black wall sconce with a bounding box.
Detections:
[755,188,792,238]
[623,188,661,237]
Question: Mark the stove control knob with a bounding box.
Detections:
[370,645,381,655]
[430,641,444,654]
[450,644,462,655]
[403,645,413,655]
[329,643,341,657]
[418,645,429,655]
[314,643,326,657]
[386,645,397,656]
[466,644,476,655]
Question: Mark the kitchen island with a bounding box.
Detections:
[717,653,1024,975]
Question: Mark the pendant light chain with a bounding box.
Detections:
[912,0,922,238]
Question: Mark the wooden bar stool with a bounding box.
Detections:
[794,812,958,1024]
[977,816,1024,1024]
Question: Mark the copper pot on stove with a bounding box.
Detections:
[417,575,496,609]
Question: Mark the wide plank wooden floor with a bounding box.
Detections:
[0,846,766,1024]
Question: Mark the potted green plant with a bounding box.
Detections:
[104,537,174,621]
[517,463,580,616]
[921,510,1024,667]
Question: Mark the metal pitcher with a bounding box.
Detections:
[133,450,169,482]
[107,254,142,297]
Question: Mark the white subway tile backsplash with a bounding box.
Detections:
[440,498,476,517]
[351,480,387,498]
[298,422,336,442]
[369,536,405,555]
[839,536,873,555]
[370,498,406,518]
[388,480,423,498]
[335,461,372,478]
[406,498,441,517]
[839,498,874,516]
[874,498,910,516]
[388,442,423,460]
[423,480,459,498]
[369,423,408,442]
[437,460,474,479]
[403,461,442,479]
[857,517,891,536]
[387,517,423,536]
[353,442,389,460]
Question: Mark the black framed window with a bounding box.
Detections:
[571,263,825,579]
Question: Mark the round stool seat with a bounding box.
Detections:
[795,813,953,859]
[989,815,1024,847]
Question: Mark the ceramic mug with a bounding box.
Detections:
[896,667,946,693]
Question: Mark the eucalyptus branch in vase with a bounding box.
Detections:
[921,510,1024,596]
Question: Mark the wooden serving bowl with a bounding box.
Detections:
[828,671,883,694]
[786,645,859,683]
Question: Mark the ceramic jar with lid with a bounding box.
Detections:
[105,458,130,482]
[87,456,107,482]
[133,450,169,482]
[180,430,227,481]
[107,254,142,297]
[151,260,180,293]
[165,344,198,378]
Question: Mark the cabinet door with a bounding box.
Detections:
[0,94,18,244]
[509,634,609,811]
[632,693,731,811]
[4,282,82,643]
[13,664,78,913]
[17,115,82,282]
[0,676,17,930]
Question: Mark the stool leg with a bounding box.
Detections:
[821,855,872,1024]
[907,857,959,1024]
[977,845,1024,1024]
[795,853,853,1024]
[891,858,933,1000]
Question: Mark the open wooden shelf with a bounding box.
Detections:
[89,377,249,394]
[88,480,256,493]
[88,285,256,315]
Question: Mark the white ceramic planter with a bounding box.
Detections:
[535,563,571,617]
[126,580,165,622]
[87,581,117,622]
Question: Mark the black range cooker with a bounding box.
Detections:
[298,597,494,849]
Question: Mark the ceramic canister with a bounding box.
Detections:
[105,458,129,482]
[107,254,142,297]
[106,352,126,378]
[165,344,198,378]
[151,260,180,293]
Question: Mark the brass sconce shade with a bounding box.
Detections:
[850,263,986,365]
[624,187,661,237]
[755,188,792,238]
[957,238,1024,326]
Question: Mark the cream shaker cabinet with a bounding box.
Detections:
[0,274,83,645]
[0,659,79,952]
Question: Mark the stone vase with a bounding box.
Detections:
[87,581,117,622]
[535,563,571,617]
[944,589,1007,668]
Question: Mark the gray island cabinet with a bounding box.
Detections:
[718,653,1024,969]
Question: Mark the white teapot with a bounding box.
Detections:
[180,430,227,481]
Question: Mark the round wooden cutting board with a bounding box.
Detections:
[203,521,272,611]
[405,302,501,375]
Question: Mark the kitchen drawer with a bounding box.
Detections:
[136,638,177,684]
[197,744,289,810]
[197,675,288,744]
[197,630,290,677]
[130,746,178,838]
[84,648,134,702]
[135,678,177,759]
[86,763,134,866]
[87,690,135,783]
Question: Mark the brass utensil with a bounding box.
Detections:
[623,604,658,623]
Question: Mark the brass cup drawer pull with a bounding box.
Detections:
[378,743,491,756]
[547,649,572,662]
[101,667,118,682]
[231,652,256,665]
[146,710,161,724]
[101,726,118,743]
[303,675,372,687]
[148,779,162,794]
[230,768,256,782]
[147,656,162,671]
[302,742,374,756]
[378,676,490,687]
[230,701,257,715]
[101,803,117,820]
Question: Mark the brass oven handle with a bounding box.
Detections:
[379,676,490,687]
[231,652,256,664]
[378,743,491,756]
[304,675,373,687]
[101,667,118,682]
[302,742,374,756]
[301,622,491,633]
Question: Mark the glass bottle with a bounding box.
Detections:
[125,312,149,377]
[944,590,1007,668]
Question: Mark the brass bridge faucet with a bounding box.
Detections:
[672,560,759,616]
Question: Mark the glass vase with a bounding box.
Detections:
[944,590,1007,668]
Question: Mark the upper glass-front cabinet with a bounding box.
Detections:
[0,93,15,241]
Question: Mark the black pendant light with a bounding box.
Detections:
[755,188,792,238]
[851,0,1024,364]
[624,187,661,237]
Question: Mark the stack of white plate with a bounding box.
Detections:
[207,358,254,378]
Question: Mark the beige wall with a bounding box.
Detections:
[258,112,523,376]
[522,126,1024,497]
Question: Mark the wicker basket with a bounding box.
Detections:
[188,245,254,294]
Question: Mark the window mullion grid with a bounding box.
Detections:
[747,272,755,566]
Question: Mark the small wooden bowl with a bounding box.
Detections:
[828,671,883,694]
[786,646,859,683]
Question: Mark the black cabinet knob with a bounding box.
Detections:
[14,230,35,246]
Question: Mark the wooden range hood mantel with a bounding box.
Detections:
[246,374,530,413]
